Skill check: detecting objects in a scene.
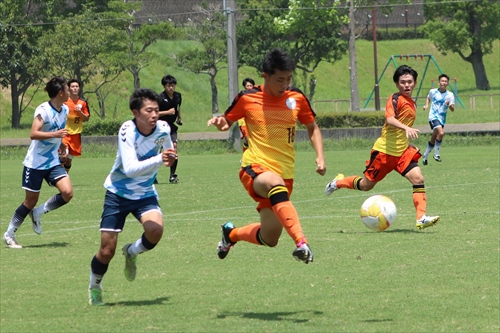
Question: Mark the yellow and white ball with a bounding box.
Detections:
[360,195,397,232]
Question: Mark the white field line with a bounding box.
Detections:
[7,180,500,238]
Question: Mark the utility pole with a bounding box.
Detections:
[372,4,380,111]
[348,0,360,112]
[224,0,240,149]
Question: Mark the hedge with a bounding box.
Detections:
[315,111,386,128]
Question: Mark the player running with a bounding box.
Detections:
[422,73,455,164]
[87,88,177,305]
[325,65,440,230]
[208,48,326,264]
[3,77,73,248]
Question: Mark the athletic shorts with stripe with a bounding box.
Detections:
[239,164,294,212]
[363,146,421,182]
[99,190,162,233]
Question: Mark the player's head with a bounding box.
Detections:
[129,88,160,113]
[438,74,450,82]
[68,79,81,97]
[262,48,294,97]
[393,65,417,98]
[242,78,255,90]
[438,74,450,89]
[393,65,418,83]
[45,76,69,100]
[161,75,177,86]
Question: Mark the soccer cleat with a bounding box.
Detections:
[416,215,440,230]
[122,243,137,282]
[3,232,22,249]
[433,155,442,162]
[88,288,104,306]
[29,208,42,235]
[422,158,428,166]
[217,222,236,259]
[293,240,314,264]
[325,174,344,196]
[169,174,179,184]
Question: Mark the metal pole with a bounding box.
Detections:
[372,5,380,110]
[225,0,240,149]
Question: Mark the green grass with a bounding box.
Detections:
[0,140,499,332]
[1,38,499,138]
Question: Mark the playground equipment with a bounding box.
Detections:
[364,54,465,109]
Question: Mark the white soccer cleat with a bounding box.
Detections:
[3,232,22,249]
[29,208,42,235]
[325,174,344,196]
[416,215,440,230]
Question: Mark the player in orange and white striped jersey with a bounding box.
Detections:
[208,48,326,264]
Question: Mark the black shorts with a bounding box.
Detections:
[99,191,162,232]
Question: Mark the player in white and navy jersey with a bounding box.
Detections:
[3,77,73,249]
[88,88,177,305]
[422,73,455,165]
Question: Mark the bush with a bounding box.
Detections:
[364,27,425,41]
[82,119,122,136]
[315,111,386,128]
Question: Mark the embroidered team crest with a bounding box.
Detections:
[286,98,296,110]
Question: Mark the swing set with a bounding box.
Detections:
[364,54,465,109]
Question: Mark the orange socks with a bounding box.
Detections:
[337,176,362,190]
[229,185,306,246]
[230,223,261,245]
[412,185,426,220]
[269,185,305,245]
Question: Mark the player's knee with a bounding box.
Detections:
[99,245,116,261]
[61,190,73,203]
[144,221,163,243]
[359,179,375,191]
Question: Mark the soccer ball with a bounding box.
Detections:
[360,195,397,232]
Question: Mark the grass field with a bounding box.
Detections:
[0,139,499,332]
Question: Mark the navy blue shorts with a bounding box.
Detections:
[22,165,68,192]
[429,119,444,130]
[99,191,162,233]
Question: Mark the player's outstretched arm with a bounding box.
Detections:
[305,121,326,176]
[207,115,232,131]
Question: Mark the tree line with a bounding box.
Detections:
[1,0,498,128]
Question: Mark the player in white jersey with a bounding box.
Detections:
[88,88,177,305]
[3,77,73,249]
[422,74,455,165]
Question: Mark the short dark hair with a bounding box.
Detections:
[161,75,177,86]
[44,76,67,98]
[438,73,450,81]
[68,78,81,87]
[242,77,255,88]
[262,48,295,75]
[393,65,418,83]
[129,88,160,111]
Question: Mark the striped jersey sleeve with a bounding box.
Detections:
[23,102,68,170]
[104,120,173,200]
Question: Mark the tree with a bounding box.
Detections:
[0,0,66,128]
[125,18,178,90]
[236,0,347,100]
[175,3,227,115]
[421,0,500,90]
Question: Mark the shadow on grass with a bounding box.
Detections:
[216,310,323,323]
[24,242,70,248]
[106,296,170,307]
[360,318,394,323]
